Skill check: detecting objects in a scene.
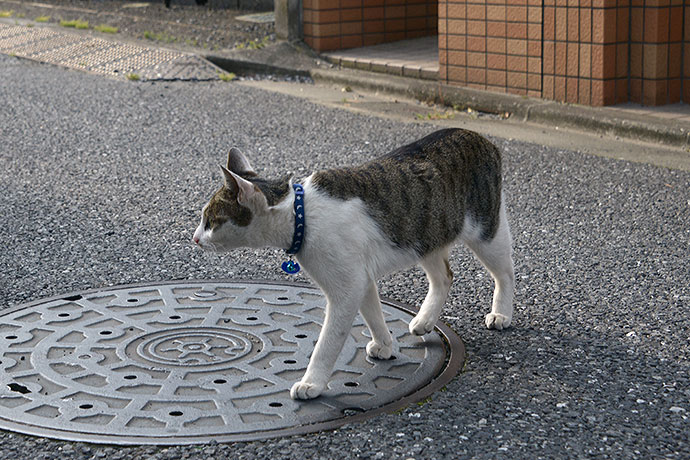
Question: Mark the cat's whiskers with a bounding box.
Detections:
[205,241,222,252]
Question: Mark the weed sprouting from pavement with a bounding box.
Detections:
[414,111,456,121]
[143,30,177,43]
[416,396,433,407]
[126,73,141,81]
[60,19,89,29]
[0,10,13,18]
[218,72,236,82]
[235,36,270,50]
[35,16,50,23]
[94,24,118,34]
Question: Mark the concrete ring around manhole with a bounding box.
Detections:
[0,280,464,445]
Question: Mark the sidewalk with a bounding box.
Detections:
[211,39,690,150]
[320,36,690,129]
[0,21,221,80]
[322,35,439,81]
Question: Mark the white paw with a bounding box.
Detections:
[485,313,511,330]
[366,340,393,360]
[290,380,325,400]
[409,315,436,336]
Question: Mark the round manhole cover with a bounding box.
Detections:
[0,280,464,445]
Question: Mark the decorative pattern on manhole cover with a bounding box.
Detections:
[0,281,463,445]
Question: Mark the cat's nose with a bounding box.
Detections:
[193,236,200,244]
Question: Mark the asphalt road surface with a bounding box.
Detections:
[1,54,689,459]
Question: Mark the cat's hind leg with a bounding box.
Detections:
[463,203,515,330]
[409,246,454,336]
[360,279,393,359]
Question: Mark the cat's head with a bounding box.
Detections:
[193,148,291,251]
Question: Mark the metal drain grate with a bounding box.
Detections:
[0,23,221,81]
[0,280,463,445]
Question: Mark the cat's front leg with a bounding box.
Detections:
[290,284,363,400]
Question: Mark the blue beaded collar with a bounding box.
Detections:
[281,183,304,274]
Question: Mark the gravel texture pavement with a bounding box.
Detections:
[1,53,689,459]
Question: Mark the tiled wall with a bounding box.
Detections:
[303,0,438,52]
[629,0,684,106]
[306,0,689,106]
[686,4,690,103]
[439,0,624,105]
[542,0,628,106]
[438,0,543,97]
[439,0,689,106]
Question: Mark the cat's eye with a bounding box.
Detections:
[204,219,211,231]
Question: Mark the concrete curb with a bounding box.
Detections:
[206,49,689,150]
[309,67,690,149]
[206,55,311,78]
[204,41,321,80]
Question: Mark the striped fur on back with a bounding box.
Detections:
[312,128,502,256]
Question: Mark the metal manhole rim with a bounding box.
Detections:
[0,278,465,445]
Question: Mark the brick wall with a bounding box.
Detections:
[304,0,438,52]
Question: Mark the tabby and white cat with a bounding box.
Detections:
[193,128,515,400]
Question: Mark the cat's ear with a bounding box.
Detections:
[227,147,255,175]
[220,166,265,210]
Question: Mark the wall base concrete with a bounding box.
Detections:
[275,0,301,41]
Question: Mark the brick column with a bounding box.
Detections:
[541,0,629,107]
[439,0,542,97]
[630,0,683,105]
[685,3,690,103]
